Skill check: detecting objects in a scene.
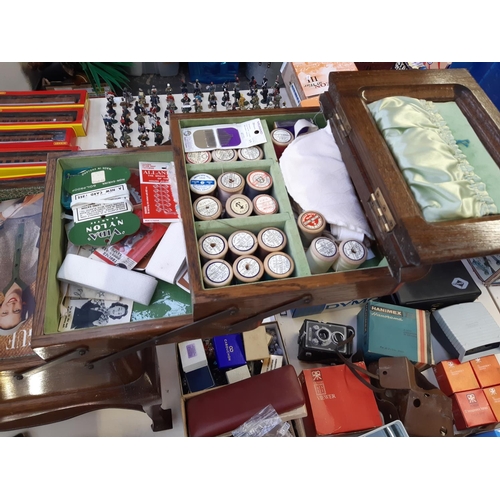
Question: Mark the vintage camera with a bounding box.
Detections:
[297,319,354,363]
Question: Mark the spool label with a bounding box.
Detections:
[231,232,255,251]
[272,129,293,144]
[268,254,292,275]
[186,151,211,164]
[315,238,337,257]
[220,172,243,189]
[240,147,262,161]
[254,195,278,214]
[206,261,230,283]
[237,257,261,278]
[261,229,284,248]
[342,240,366,261]
[300,212,323,230]
[195,198,219,217]
[229,197,251,215]
[213,149,236,162]
[190,174,216,193]
[248,171,271,188]
[202,235,225,255]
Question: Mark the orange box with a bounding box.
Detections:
[470,355,500,388]
[281,62,357,107]
[432,359,480,396]
[299,362,382,436]
[452,390,497,430]
[0,90,89,111]
[483,386,500,421]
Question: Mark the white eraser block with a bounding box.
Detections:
[178,339,208,373]
[57,254,158,306]
[145,222,186,284]
[226,364,251,384]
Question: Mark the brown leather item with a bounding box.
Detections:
[185,364,305,437]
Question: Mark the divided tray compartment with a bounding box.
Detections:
[32,147,193,361]
[170,109,413,330]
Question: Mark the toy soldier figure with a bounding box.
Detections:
[273,75,280,93]
[260,86,269,104]
[104,121,116,136]
[181,93,191,104]
[119,131,132,148]
[206,81,216,94]
[221,81,229,93]
[180,80,188,94]
[165,83,173,96]
[166,95,178,111]
[138,131,149,147]
[225,100,232,111]
[249,75,257,89]
[221,89,230,106]
[208,91,217,111]
[250,93,260,110]
[105,131,117,148]
[232,87,241,101]
[193,97,203,113]
[121,87,134,108]
[134,100,144,116]
[164,107,170,124]
[238,95,248,110]
[233,75,240,92]
[149,91,160,113]
[261,76,268,90]
[121,106,131,120]
[135,110,146,127]
[181,102,192,113]
[153,121,164,145]
[193,79,203,98]
[138,124,148,135]
[273,91,282,108]
[138,88,147,108]
[106,91,116,107]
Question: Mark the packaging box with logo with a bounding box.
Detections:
[470,355,500,388]
[280,62,357,108]
[357,301,432,366]
[299,362,382,436]
[452,389,497,430]
[483,385,500,421]
[432,359,480,396]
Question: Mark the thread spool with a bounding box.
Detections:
[193,195,222,221]
[270,128,294,159]
[264,252,295,280]
[217,171,245,205]
[212,148,237,162]
[297,210,326,245]
[189,173,217,198]
[228,230,258,259]
[233,255,264,284]
[202,259,233,288]
[198,233,228,262]
[245,170,273,199]
[186,151,212,164]
[237,145,264,161]
[257,227,287,258]
[306,237,339,274]
[253,194,279,216]
[225,194,253,218]
[334,239,367,272]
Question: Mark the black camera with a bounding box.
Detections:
[297,319,354,363]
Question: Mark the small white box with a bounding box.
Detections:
[226,364,251,384]
[178,339,208,373]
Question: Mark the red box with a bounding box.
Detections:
[470,355,500,388]
[299,363,382,436]
[432,359,480,396]
[0,128,77,150]
[483,386,500,422]
[0,89,89,109]
[452,390,497,430]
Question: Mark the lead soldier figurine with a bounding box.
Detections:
[180,80,188,95]
[120,130,132,148]
[193,79,203,98]
[208,91,217,111]
[250,93,260,109]
[165,83,173,96]
[193,96,203,113]
[106,131,117,148]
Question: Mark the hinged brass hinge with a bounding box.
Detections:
[369,188,396,233]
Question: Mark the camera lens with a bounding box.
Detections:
[317,328,330,342]
[333,331,344,344]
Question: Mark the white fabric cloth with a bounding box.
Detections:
[279,125,373,241]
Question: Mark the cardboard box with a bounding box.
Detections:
[483,386,500,421]
[242,325,271,361]
[433,359,480,396]
[357,301,432,366]
[470,355,500,388]
[280,62,357,107]
[299,362,382,436]
[178,339,208,373]
[452,389,497,430]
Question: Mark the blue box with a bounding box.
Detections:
[188,62,240,84]
[213,333,246,370]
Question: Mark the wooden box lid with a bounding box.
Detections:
[320,69,500,275]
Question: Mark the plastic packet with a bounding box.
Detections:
[232,404,293,437]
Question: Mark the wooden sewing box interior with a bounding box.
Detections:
[2,69,500,431]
